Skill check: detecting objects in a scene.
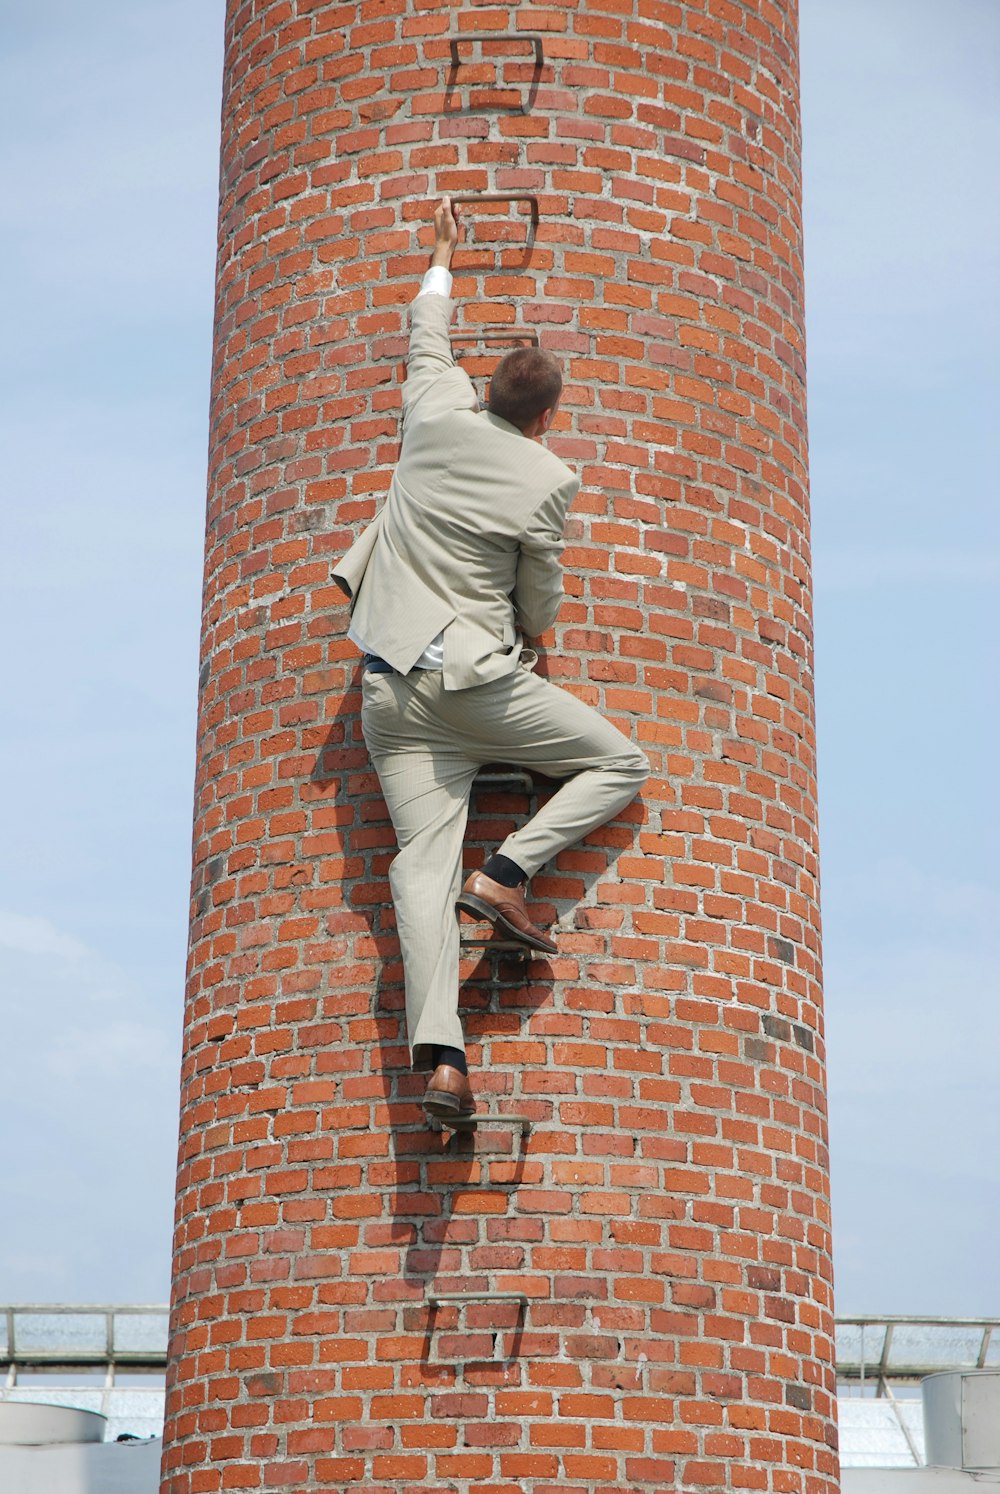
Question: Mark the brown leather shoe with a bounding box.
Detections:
[423,1064,477,1123]
[455,870,558,955]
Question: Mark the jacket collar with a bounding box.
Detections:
[480,410,524,438]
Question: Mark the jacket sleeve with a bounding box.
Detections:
[512,474,578,639]
[330,509,384,602]
[401,293,478,427]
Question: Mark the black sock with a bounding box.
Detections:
[481,852,527,888]
[431,1044,468,1076]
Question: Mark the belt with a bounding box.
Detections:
[362,653,395,674]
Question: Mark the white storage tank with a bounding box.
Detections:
[0,1403,105,1445]
[923,1370,1000,1472]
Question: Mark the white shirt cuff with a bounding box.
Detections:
[417,264,453,299]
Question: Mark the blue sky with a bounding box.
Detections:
[1,0,996,1314]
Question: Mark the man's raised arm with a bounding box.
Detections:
[402,197,474,421]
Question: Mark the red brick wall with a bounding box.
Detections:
[162,1,837,1491]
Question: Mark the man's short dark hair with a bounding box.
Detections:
[487,347,563,430]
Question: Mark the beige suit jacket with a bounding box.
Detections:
[332,293,579,690]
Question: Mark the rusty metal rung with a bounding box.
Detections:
[450,328,539,352]
[428,1291,528,1307]
[459,936,531,955]
[448,35,544,70]
[440,1111,534,1135]
[449,192,540,227]
[473,768,535,792]
[426,1290,528,1363]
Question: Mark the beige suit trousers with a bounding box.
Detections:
[361,665,649,1069]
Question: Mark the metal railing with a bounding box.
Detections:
[3,1306,998,1388]
[836,1315,1000,1392]
[1,1305,168,1386]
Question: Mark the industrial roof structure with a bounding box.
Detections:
[3,1306,999,1471]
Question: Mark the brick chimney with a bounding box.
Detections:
[162,3,838,1491]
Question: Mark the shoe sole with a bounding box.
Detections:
[423,1090,461,1115]
[455,893,557,955]
[423,1094,477,1128]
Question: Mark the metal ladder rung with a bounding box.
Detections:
[448,192,540,227]
[451,328,540,354]
[425,1290,529,1363]
[473,768,535,793]
[448,35,545,70]
[439,1111,533,1135]
[459,934,531,954]
[428,1291,528,1308]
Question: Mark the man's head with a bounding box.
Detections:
[487,346,563,437]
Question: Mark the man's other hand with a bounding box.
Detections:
[431,196,460,267]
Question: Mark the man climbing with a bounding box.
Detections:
[333,197,648,1124]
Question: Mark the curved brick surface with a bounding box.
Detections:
[162,2,837,1491]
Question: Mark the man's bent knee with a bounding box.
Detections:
[610,744,650,788]
[592,746,649,810]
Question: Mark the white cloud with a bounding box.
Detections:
[0,1,211,1302]
[0,911,91,962]
[0,909,147,1009]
